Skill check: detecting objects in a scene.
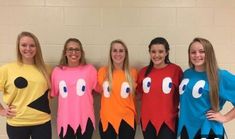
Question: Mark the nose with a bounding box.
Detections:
[113,51,120,55]
[195,52,200,57]
[153,52,159,57]
[25,45,31,50]
[117,51,122,55]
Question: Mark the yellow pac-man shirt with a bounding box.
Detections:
[98,66,137,134]
[0,62,51,126]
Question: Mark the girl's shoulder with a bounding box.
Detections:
[85,63,97,70]
[1,62,19,68]
[98,66,108,76]
[130,67,137,72]
[0,62,28,73]
[98,66,107,72]
[130,67,138,76]
[139,66,148,71]
[218,69,235,78]
[138,66,148,74]
[168,63,182,71]
[52,65,62,72]
[184,68,193,73]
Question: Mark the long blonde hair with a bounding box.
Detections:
[16,31,51,88]
[106,39,134,93]
[188,37,219,111]
[58,38,86,67]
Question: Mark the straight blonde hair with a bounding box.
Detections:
[16,31,51,88]
[106,39,134,93]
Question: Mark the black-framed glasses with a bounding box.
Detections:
[66,48,81,53]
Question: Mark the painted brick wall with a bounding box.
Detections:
[1,0,235,138]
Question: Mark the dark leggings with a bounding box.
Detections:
[180,126,224,139]
[99,120,136,139]
[141,121,176,139]
[7,120,51,139]
[59,118,94,139]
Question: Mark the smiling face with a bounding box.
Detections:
[19,36,37,64]
[65,41,81,67]
[189,41,206,72]
[111,42,126,69]
[149,44,168,68]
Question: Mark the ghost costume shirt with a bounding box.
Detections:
[98,66,137,134]
[137,63,182,134]
[51,64,97,137]
[178,68,235,139]
[0,62,51,126]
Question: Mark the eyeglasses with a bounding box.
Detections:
[66,48,81,53]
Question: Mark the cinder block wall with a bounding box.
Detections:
[1,0,235,138]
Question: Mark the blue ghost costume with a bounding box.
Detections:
[178,68,235,139]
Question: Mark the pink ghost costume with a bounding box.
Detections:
[51,64,97,137]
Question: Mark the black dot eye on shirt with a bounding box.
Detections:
[14,77,28,89]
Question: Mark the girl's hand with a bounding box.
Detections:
[206,110,227,123]
[0,105,16,118]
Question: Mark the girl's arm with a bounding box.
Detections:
[206,108,235,123]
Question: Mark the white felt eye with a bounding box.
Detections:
[142,77,151,93]
[76,79,86,96]
[162,77,172,94]
[192,80,205,98]
[59,80,68,98]
[179,79,189,95]
[120,82,131,98]
[103,81,110,98]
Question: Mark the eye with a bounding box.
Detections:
[120,82,131,98]
[162,77,173,94]
[59,80,68,98]
[179,79,189,95]
[76,79,86,96]
[142,77,151,93]
[192,80,205,98]
[103,81,110,98]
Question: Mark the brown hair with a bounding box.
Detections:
[188,37,219,111]
[145,37,171,77]
[58,38,86,67]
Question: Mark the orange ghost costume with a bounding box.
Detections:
[98,66,137,134]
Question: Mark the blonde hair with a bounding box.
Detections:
[16,31,51,88]
[106,39,135,93]
[188,37,219,111]
[59,38,86,67]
